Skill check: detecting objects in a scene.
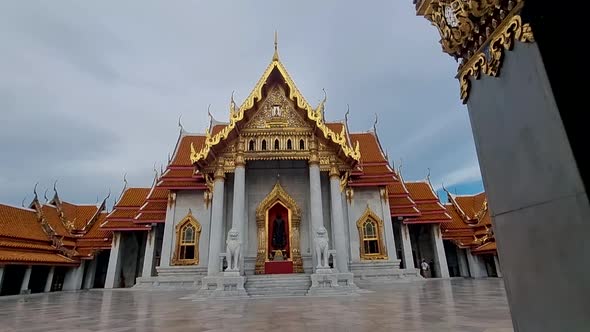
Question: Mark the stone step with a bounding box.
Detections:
[244,274,311,297]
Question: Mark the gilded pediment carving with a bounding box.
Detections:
[243,85,310,130]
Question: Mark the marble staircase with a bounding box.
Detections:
[244,274,311,297]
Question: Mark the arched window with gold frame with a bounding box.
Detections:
[172,211,201,265]
[356,206,387,260]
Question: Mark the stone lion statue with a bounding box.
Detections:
[314,226,330,268]
[225,228,241,272]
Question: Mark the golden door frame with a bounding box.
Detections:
[255,181,303,274]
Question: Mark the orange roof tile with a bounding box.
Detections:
[161,168,196,179]
[157,180,206,189]
[134,212,166,223]
[147,188,169,201]
[405,181,440,201]
[170,135,206,167]
[101,219,151,231]
[106,209,138,219]
[349,132,387,164]
[326,122,344,134]
[83,213,112,239]
[452,192,486,220]
[0,239,54,251]
[40,205,71,238]
[61,202,99,230]
[0,249,78,265]
[115,188,150,207]
[0,204,49,242]
[140,201,167,212]
[471,241,497,255]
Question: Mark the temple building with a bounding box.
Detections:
[100,41,460,295]
[0,188,112,296]
[441,191,501,278]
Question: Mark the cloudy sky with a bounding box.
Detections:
[0,1,483,207]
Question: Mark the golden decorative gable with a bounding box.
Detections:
[189,43,361,165]
[244,85,310,130]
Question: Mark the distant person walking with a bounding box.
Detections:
[421,259,430,278]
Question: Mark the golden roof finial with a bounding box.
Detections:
[273,30,279,61]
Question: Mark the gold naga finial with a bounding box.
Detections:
[273,30,279,61]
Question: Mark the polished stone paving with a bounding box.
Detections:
[0,278,513,332]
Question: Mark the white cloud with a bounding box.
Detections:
[0,0,482,204]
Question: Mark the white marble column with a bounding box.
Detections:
[159,193,176,268]
[466,249,487,278]
[44,266,55,292]
[400,222,416,269]
[63,260,86,291]
[20,265,32,294]
[430,224,450,278]
[308,150,324,270]
[105,232,122,288]
[494,255,503,277]
[329,167,348,272]
[141,228,157,277]
[231,148,246,273]
[0,266,5,292]
[207,166,225,276]
[456,247,470,277]
[83,259,97,289]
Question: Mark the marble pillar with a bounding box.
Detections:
[0,266,4,291]
[105,232,122,288]
[20,265,32,294]
[207,168,225,276]
[329,170,348,272]
[466,250,487,278]
[159,194,176,268]
[456,247,470,277]
[309,161,324,271]
[494,255,503,278]
[430,224,450,278]
[141,228,157,278]
[83,259,97,289]
[63,260,86,291]
[400,222,415,269]
[230,153,245,273]
[44,266,55,292]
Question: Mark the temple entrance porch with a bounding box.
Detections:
[255,182,303,275]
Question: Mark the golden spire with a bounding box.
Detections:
[273,30,279,61]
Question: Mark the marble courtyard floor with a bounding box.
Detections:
[0,278,513,332]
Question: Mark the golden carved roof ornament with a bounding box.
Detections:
[190,35,361,164]
[416,0,534,103]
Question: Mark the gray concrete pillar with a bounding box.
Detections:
[20,265,32,294]
[456,247,470,277]
[83,259,97,289]
[63,260,86,291]
[400,222,416,269]
[466,250,487,278]
[207,172,225,276]
[494,255,503,278]
[329,173,348,272]
[159,194,176,268]
[309,162,324,271]
[105,232,123,288]
[430,224,450,278]
[44,266,55,292]
[141,228,157,278]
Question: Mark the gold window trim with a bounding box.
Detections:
[172,210,202,265]
[356,206,388,260]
